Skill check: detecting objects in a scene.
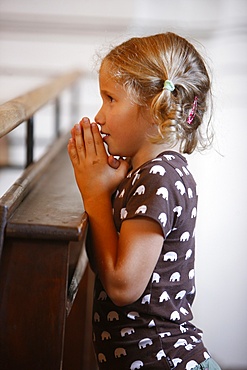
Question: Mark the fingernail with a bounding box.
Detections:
[82,117,90,124]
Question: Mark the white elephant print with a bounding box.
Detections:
[173,205,182,217]
[152,272,160,283]
[132,170,140,185]
[138,337,153,349]
[163,154,175,161]
[119,189,125,198]
[127,311,140,320]
[156,187,168,200]
[174,338,188,348]
[159,332,171,338]
[148,319,155,328]
[182,166,190,175]
[175,168,183,177]
[185,249,192,260]
[188,188,193,198]
[120,207,128,219]
[175,290,186,300]
[163,251,177,262]
[170,272,181,282]
[180,323,188,333]
[186,360,198,370]
[130,360,144,370]
[170,311,180,321]
[149,165,166,176]
[191,207,197,218]
[141,294,151,304]
[156,349,166,360]
[135,205,147,214]
[121,327,135,337]
[180,231,190,241]
[158,212,167,227]
[173,358,183,367]
[189,269,195,280]
[180,307,189,315]
[175,180,186,195]
[159,290,170,303]
[133,185,145,196]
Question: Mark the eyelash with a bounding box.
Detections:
[108,95,114,102]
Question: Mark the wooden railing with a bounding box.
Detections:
[0,72,96,370]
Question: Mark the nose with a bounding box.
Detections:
[94,105,105,126]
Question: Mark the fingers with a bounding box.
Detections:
[67,137,79,166]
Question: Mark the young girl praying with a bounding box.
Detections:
[68,32,221,370]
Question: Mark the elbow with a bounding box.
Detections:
[106,285,142,307]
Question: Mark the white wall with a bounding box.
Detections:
[0,0,247,368]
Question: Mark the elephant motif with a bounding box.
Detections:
[175,180,186,195]
[173,358,183,367]
[121,327,135,337]
[149,165,166,176]
[188,269,195,280]
[174,338,188,348]
[156,187,168,200]
[98,353,106,363]
[101,331,111,340]
[185,249,192,260]
[156,349,166,360]
[163,154,175,161]
[120,207,128,219]
[182,166,190,175]
[186,360,198,370]
[107,311,119,321]
[133,185,145,196]
[170,272,181,282]
[114,347,127,358]
[163,251,177,262]
[152,272,160,283]
[135,205,147,214]
[175,290,186,300]
[180,231,190,242]
[130,360,144,370]
[175,168,183,177]
[94,312,100,322]
[173,205,182,217]
[159,291,170,303]
[138,337,153,349]
[141,294,151,305]
[170,310,180,321]
[158,212,167,227]
[188,187,193,198]
[127,311,140,320]
[98,291,107,301]
[191,207,197,218]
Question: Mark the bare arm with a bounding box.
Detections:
[68,118,163,306]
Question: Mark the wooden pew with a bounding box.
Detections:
[0,73,97,370]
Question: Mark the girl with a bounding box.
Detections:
[68,32,221,370]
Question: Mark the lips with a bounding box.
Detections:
[101,132,110,142]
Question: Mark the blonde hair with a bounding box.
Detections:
[100,32,213,154]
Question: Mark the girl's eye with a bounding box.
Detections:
[108,95,114,102]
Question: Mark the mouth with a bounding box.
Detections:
[101,132,110,142]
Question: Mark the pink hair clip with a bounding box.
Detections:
[187,96,198,124]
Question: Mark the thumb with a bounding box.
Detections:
[108,155,120,169]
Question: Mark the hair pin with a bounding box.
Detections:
[163,80,175,92]
[187,96,198,124]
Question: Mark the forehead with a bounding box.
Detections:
[99,61,124,95]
